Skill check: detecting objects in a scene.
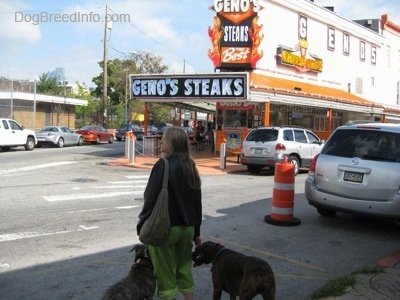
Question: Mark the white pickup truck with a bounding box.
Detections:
[0,118,37,151]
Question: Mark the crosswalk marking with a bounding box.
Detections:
[0,225,99,242]
[43,191,144,202]
[0,161,77,175]
[94,185,147,189]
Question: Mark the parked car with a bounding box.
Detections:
[152,122,173,135]
[115,124,144,141]
[147,125,161,136]
[75,126,114,144]
[305,122,400,219]
[0,118,37,151]
[240,126,324,175]
[36,126,84,148]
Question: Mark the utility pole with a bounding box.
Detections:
[102,4,110,127]
[124,67,129,124]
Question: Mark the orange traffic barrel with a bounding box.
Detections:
[265,156,301,226]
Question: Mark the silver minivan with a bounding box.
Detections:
[305,122,400,219]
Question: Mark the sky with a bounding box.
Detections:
[0,0,399,89]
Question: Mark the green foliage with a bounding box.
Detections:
[148,103,173,123]
[36,72,62,95]
[312,275,355,299]
[312,266,383,299]
[91,51,169,126]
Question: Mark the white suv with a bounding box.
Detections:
[241,126,324,175]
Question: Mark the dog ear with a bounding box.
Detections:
[129,243,144,253]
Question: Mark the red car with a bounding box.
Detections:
[75,126,114,144]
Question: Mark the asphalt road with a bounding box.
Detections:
[0,141,399,299]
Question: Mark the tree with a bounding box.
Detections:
[36,72,62,95]
[73,82,99,128]
[91,51,170,126]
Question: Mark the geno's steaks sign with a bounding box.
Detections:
[130,73,248,101]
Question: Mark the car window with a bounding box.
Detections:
[2,120,9,129]
[322,129,400,162]
[246,129,278,142]
[294,130,307,143]
[9,120,22,130]
[306,131,320,144]
[283,129,294,141]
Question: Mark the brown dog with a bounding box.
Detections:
[193,241,276,300]
[102,243,156,300]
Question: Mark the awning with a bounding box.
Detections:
[162,101,216,114]
[248,71,384,113]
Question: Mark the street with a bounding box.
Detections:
[0,142,399,299]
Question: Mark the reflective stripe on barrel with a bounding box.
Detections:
[270,157,295,222]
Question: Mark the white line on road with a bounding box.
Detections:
[108,180,148,184]
[0,225,99,242]
[125,175,150,179]
[94,185,147,189]
[0,161,78,175]
[116,205,142,209]
[43,191,143,202]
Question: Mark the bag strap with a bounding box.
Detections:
[161,157,169,189]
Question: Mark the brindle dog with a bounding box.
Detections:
[193,241,276,300]
[102,243,156,300]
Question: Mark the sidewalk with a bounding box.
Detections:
[106,150,400,299]
[106,149,247,175]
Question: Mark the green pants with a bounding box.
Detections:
[149,226,195,300]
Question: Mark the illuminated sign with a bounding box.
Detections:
[276,41,323,73]
[130,73,248,101]
[208,0,264,69]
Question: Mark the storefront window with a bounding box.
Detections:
[224,110,248,128]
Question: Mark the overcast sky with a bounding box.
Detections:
[0,0,398,88]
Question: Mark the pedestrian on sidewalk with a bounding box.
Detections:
[137,127,203,300]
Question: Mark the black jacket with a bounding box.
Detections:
[137,155,202,239]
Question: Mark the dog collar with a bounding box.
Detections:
[214,246,227,260]
[135,258,153,270]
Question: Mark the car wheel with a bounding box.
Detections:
[288,155,300,175]
[247,165,262,174]
[317,207,337,217]
[108,136,114,144]
[24,137,35,151]
[57,138,64,148]
[1,146,11,151]
[96,136,101,144]
[117,137,122,141]
[77,137,84,146]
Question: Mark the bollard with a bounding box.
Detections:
[128,134,135,164]
[265,156,301,226]
[125,134,130,158]
[220,143,226,170]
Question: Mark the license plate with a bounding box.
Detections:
[343,171,363,183]
[255,148,262,154]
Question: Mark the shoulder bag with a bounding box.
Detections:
[139,158,171,246]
